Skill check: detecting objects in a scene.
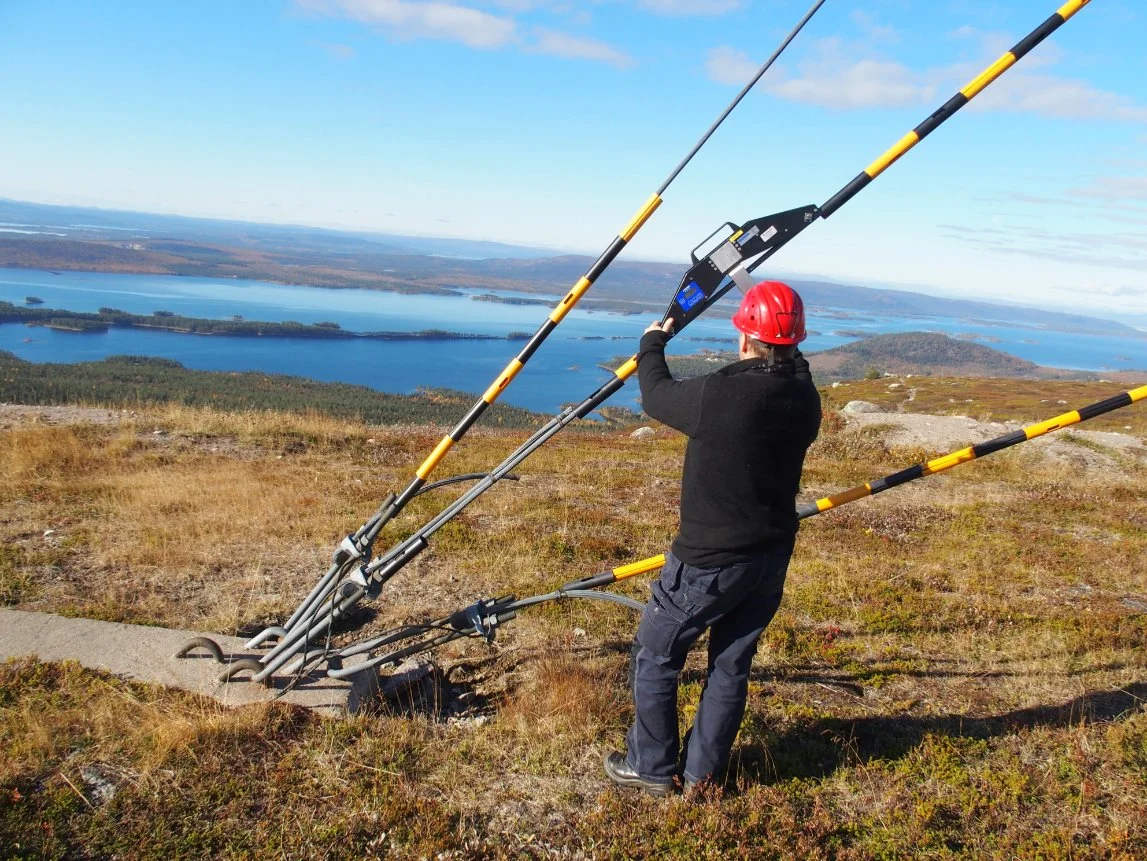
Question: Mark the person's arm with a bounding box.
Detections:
[636,322,708,437]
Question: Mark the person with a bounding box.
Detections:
[603,280,822,796]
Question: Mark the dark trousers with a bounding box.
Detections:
[625,542,792,783]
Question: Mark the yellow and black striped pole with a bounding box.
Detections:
[379,0,829,516]
[588,0,1098,403]
[818,0,1092,219]
[576,384,1146,593]
[798,384,1146,518]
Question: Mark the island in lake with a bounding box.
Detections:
[0,302,530,342]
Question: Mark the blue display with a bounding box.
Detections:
[675,281,706,312]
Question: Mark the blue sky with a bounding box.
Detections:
[2,0,1145,324]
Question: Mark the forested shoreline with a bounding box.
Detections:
[0,301,531,341]
[0,351,552,428]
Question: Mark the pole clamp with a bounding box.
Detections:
[347,564,371,590]
[340,535,365,561]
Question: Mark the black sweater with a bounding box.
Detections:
[637,330,822,567]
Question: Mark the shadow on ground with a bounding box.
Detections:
[733,682,1147,785]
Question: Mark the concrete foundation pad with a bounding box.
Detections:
[0,608,377,716]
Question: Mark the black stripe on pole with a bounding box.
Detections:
[574,376,626,419]
[451,400,491,438]
[819,173,871,219]
[972,429,1028,458]
[913,93,969,141]
[586,236,628,283]
[1077,391,1134,421]
[869,464,925,494]
[562,571,618,591]
[393,477,426,510]
[518,318,558,363]
[1011,12,1066,60]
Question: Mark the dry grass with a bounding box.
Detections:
[822,376,1147,437]
[2,381,1146,858]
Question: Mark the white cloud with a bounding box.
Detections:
[529,27,634,67]
[296,0,633,65]
[295,0,518,49]
[1068,175,1147,203]
[704,29,1147,121]
[706,40,935,109]
[766,56,935,109]
[312,40,357,59]
[973,72,1147,122]
[850,10,899,44]
[939,220,1147,275]
[704,45,757,86]
[637,0,743,15]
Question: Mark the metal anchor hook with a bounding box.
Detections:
[218,658,271,686]
[174,636,226,663]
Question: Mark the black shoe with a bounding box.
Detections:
[602,751,675,797]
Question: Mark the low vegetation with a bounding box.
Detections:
[821,375,1147,437]
[0,351,550,429]
[1,375,1145,858]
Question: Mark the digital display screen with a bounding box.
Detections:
[675,281,706,312]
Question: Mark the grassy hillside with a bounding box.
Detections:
[0,351,548,429]
[1,380,1145,857]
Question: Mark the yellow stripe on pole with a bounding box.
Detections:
[548,276,593,325]
[620,194,663,242]
[865,131,920,179]
[922,446,977,476]
[817,484,873,512]
[1025,411,1082,440]
[416,436,455,480]
[482,359,524,404]
[614,555,666,580]
[1057,0,1090,20]
[614,356,639,380]
[1129,385,1147,404]
[961,53,1017,100]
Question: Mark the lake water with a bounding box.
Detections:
[1,267,1144,414]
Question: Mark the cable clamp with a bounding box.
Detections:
[464,600,497,644]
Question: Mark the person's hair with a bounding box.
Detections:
[744,336,796,364]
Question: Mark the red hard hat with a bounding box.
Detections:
[732,280,807,345]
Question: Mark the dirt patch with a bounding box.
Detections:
[843,411,1145,470]
[0,403,135,427]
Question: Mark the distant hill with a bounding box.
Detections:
[0,197,563,260]
[806,332,1093,381]
[2,197,1142,340]
[0,351,549,428]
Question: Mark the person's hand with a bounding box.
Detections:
[645,318,674,335]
